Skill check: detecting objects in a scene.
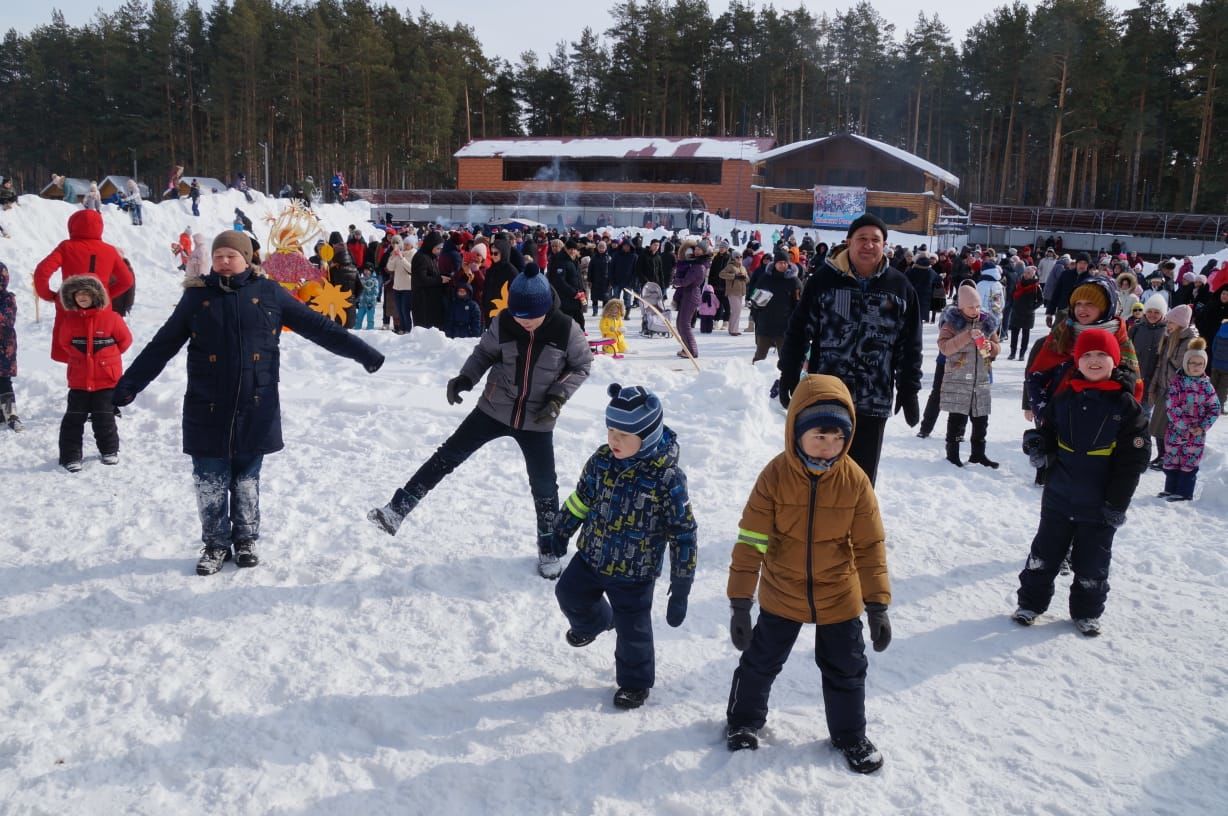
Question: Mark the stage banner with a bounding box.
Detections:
[812,185,867,228]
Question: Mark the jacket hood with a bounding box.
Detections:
[979,265,1001,281]
[419,231,444,255]
[618,425,680,469]
[1075,275,1119,324]
[67,209,104,241]
[784,374,857,475]
[59,274,109,310]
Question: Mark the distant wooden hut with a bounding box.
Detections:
[39,177,93,203]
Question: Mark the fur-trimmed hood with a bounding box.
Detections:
[941,303,999,336]
[59,275,108,310]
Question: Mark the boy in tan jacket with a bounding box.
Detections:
[725,374,892,773]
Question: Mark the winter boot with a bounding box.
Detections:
[0,392,21,432]
[100,452,119,466]
[367,487,421,536]
[1073,617,1101,637]
[196,546,232,576]
[968,441,999,469]
[613,687,650,709]
[565,621,613,647]
[233,540,259,568]
[834,737,884,774]
[726,726,760,751]
[62,460,83,473]
[1011,607,1039,626]
[945,438,963,467]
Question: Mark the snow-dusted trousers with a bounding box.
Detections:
[1017,505,1114,620]
[191,454,264,549]
[555,557,656,690]
[727,610,867,746]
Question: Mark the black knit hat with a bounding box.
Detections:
[846,213,888,241]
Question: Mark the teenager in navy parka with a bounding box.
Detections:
[112,232,385,576]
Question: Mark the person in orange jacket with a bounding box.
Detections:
[724,374,891,774]
[53,275,132,471]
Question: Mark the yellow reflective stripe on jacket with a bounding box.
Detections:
[1058,439,1115,456]
[737,528,770,554]
[564,491,589,519]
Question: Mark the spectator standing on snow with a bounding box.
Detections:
[53,276,132,472]
[125,179,143,225]
[937,285,1001,468]
[81,182,102,212]
[1158,338,1219,502]
[189,179,201,217]
[112,232,383,576]
[671,238,709,358]
[777,213,923,485]
[549,383,697,711]
[0,261,21,431]
[33,210,133,363]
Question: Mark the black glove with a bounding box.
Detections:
[446,375,473,405]
[729,598,754,651]
[548,530,568,558]
[1102,505,1127,529]
[111,389,135,408]
[534,396,564,424]
[894,391,920,428]
[778,368,800,410]
[364,354,385,374]
[1022,429,1049,469]
[666,580,690,628]
[865,602,891,652]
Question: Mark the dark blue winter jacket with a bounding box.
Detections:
[1037,376,1150,521]
[445,289,482,338]
[114,269,383,457]
[555,426,698,584]
[611,247,638,290]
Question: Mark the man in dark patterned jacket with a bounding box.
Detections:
[777,213,923,485]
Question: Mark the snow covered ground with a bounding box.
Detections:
[1,192,1226,815]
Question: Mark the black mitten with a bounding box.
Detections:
[446,375,473,405]
[865,602,892,652]
[666,581,690,628]
[895,391,920,427]
[1102,505,1127,529]
[729,598,754,651]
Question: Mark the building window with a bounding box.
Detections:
[502,158,722,185]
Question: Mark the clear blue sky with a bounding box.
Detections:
[8,2,1161,65]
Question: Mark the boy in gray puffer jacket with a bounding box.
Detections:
[369,266,593,578]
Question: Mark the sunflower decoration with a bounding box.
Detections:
[298,277,353,325]
[487,280,510,321]
[261,201,328,289]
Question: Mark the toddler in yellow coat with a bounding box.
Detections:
[600,299,627,356]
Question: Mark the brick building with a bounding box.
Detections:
[455,137,774,222]
[444,134,959,232]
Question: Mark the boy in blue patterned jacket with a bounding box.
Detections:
[551,383,698,710]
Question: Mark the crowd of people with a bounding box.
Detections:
[2,197,1226,776]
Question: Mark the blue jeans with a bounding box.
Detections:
[356,305,375,329]
[191,454,264,549]
[556,557,656,689]
[191,199,199,216]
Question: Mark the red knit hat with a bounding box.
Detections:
[1073,328,1121,367]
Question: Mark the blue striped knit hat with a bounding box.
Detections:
[606,383,664,451]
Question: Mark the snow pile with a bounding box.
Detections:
[0,194,1226,814]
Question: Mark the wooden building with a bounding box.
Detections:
[454,137,774,221]
[753,133,959,234]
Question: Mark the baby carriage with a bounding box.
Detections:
[639,282,673,338]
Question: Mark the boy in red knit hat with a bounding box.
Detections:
[1015,329,1149,636]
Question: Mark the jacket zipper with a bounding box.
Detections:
[228,287,243,455]
[512,330,536,429]
[806,476,818,623]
